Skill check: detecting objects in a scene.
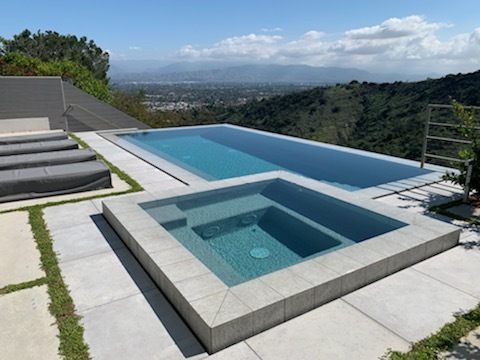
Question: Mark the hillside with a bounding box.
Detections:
[212,71,480,161]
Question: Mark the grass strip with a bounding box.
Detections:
[0,277,48,295]
[68,133,143,192]
[384,303,480,359]
[29,205,90,359]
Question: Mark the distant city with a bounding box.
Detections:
[114,82,320,111]
[110,61,439,111]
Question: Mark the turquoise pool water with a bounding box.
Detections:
[142,180,407,286]
[118,125,434,191]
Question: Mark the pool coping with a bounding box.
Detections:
[98,124,449,198]
[102,171,461,353]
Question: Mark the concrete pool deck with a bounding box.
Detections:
[2,130,480,359]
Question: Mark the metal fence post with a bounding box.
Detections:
[463,159,474,203]
[420,105,432,168]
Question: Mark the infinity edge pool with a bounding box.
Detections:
[100,124,447,198]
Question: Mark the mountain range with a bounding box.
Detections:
[109,61,438,84]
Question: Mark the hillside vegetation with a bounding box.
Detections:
[114,70,480,162]
[215,72,480,161]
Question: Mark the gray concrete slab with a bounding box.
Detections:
[0,285,60,360]
[413,246,480,299]
[343,268,479,343]
[0,211,44,287]
[130,168,179,185]
[43,200,103,231]
[50,216,125,263]
[80,289,206,360]
[207,342,260,359]
[245,299,410,360]
[143,180,187,193]
[376,193,427,212]
[450,204,480,221]
[59,248,156,312]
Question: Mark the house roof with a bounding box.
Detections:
[0,76,150,132]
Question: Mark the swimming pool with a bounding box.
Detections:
[142,179,407,286]
[102,124,442,194]
[102,171,460,353]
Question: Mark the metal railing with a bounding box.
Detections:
[421,103,480,203]
[420,104,480,167]
[61,103,121,132]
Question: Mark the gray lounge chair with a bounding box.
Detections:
[0,160,112,203]
[0,139,78,156]
[0,149,97,170]
[0,131,68,145]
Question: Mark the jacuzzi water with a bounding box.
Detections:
[116,125,434,191]
[142,179,407,286]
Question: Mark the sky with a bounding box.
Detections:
[2,0,480,75]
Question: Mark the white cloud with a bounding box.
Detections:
[175,16,480,74]
[178,34,282,60]
[261,27,282,33]
[129,46,142,51]
[345,15,445,40]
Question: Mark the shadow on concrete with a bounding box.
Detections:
[443,330,480,359]
[89,213,206,358]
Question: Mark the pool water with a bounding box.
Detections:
[142,179,407,286]
[118,125,434,191]
[132,135,285,181]
[188,206,343,283]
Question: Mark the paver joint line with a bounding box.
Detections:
[411,258,480,300]
[339,298,413,345]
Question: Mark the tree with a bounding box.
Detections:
[0,52,111,102]
[0,29,109,81]
[443,100,480,200]
[110,90,153,122]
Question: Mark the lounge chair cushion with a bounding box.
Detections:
[0,160,112,203]
[0,131,68,145]
[0,139,78,156]
[0,149,97,170]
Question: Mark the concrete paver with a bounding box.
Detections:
[343,268,479,343]
[413,246,480,299]
[49,216,125,263]
[450,203,480,221]
[59,247,156,312]
[207,342,261,360]
[43,200,104,230]
[245,299,410,360]
[80,289,205,360]
[0,285,60,360]
[0,211,44,287]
